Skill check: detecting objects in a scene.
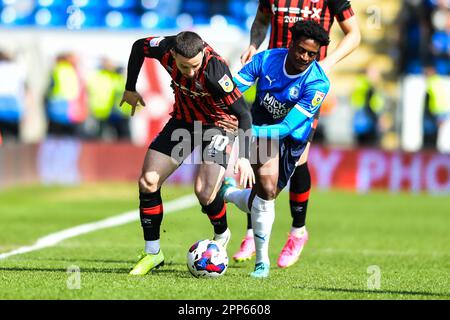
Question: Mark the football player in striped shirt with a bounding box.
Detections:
[233,0,360,268]
[120,31,255,275]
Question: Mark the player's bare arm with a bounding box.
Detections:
[241,8,271,65]
[319,16,361,73]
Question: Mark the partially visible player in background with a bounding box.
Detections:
[120,31,254,275]
[233,0,361,267]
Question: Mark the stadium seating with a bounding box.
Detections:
[0,0,259,30]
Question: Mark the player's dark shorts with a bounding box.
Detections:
[150,117,235,169]
[277,136,307,190]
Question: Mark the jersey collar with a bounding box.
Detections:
[283,53,313,79]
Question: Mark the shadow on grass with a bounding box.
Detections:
[228,263,253,269]
[0,266,131,274]
[24,257,137,264]
[294,286,450,298]
[0,261,188,275]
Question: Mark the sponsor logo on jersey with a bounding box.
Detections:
[171,80,210,98]
[218,74,234,93]
[262,92,289,119]
[312,91,325,107]
[149,37,165,47]
[273,5,322,22]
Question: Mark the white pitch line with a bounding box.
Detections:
[0,194,198,260]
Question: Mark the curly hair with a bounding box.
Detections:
[289,20,330,47]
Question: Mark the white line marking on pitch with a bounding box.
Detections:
[0,194,198,260]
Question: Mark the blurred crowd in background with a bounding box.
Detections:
[0,0,449,153]
[0,49,131,142]
[396,0,450,152]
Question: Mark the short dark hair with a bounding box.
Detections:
[173,31,205,58]
[289,20,330,47]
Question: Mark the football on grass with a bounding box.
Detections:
[187,239,228,278]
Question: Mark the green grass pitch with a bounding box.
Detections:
[0,183,449,300]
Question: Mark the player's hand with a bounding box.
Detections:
[240,45,257,65]
[216,116,239,135]
[120,90,146,116]
[234,157,255,188]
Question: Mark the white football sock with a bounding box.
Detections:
[214,228,231,249]
[290,226,306,238]
[145,240,160,254]
[251,195,275,265]
[214,227,230,240]
[224,187,251,214]
[246,229,254,237]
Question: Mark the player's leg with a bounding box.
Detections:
[219,177,255,261]
[222,185,256,262]
[196,127,236,249]
[130,148,179,275]
[289,142,311,233]
[130,118,192,275]
[195,161,231,248]
[218,133,255,214]
[221,179,252,214]
[219,141,255,262]
[249,138,279,278]
[278,142,311,268]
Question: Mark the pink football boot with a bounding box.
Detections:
[232,235,255,262]
[277,230,309,268]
